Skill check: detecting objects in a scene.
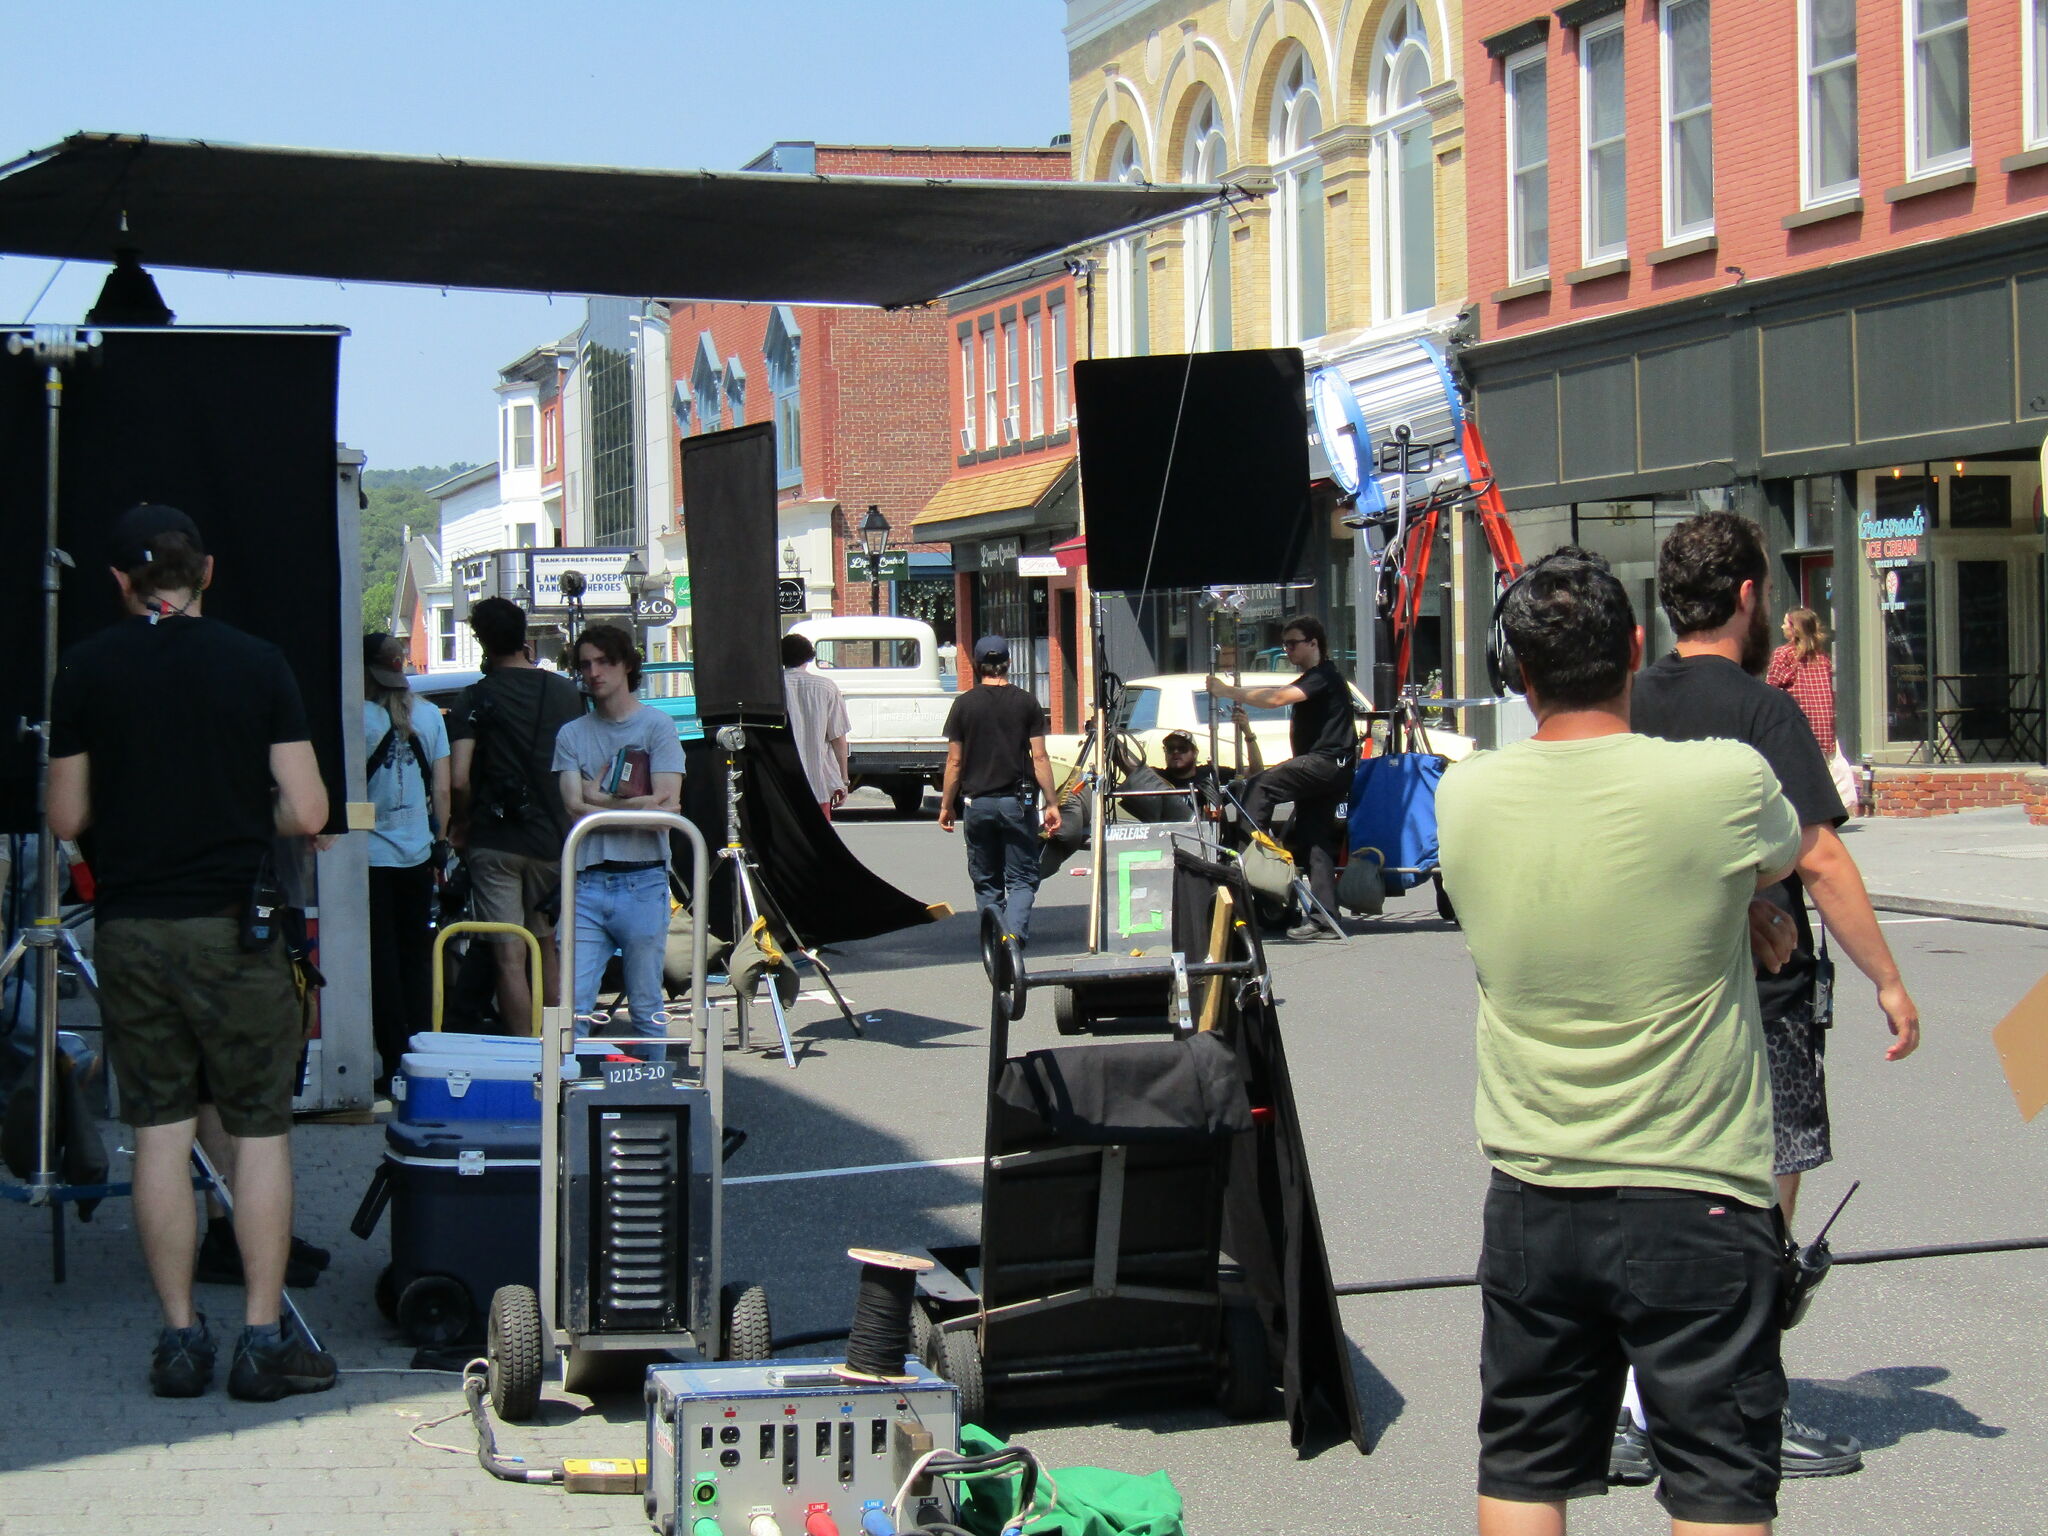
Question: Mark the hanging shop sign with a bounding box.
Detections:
[1015,555,1062,577]
[776,578,806,614]
[846,551,911,582]
[979,538,1020,573]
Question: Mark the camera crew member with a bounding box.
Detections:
[1438,548,1801,1536]
[49,504,335,1400]
[938,635,1060,948]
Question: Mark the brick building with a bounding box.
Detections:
[1461,0,2047,813]
[665,141,1074,660]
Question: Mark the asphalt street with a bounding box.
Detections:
[2,793,2044,1535]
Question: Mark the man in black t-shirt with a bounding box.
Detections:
[938,635,1060,946]
[447,597,587,1029]
[48,504,335,1401]
[1630,510,1920,1480]
[1207,615,1358,938]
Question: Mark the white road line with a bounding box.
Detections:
[726,1155,983,1187]
[1877,917,1949,925]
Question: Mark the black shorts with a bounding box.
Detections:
[1477,1171,1786,1526]
[1763,1003,1831,1176]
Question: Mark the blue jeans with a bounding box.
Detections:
[570,866,671,1042]
[964,796,1042,946]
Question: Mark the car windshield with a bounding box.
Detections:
[1192,693,1292,725]
[813,638,921,669]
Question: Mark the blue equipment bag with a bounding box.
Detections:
[1346,752,1446,893]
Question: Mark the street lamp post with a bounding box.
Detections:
[621,549,650,658]
[858,504,891,618]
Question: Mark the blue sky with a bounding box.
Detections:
[1,2,1070,469]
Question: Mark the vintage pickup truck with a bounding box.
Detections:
[791,615,956,815]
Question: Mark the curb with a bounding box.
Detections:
[1868,893,2048,931]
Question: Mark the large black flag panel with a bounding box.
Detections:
[680,423,786,726]
[1073,349,1315,595]
[0,329,346,833]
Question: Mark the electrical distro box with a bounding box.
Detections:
[644,1358,959,1536]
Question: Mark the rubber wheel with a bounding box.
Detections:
[722,1281,773,1360]
[374,1264,399,1322]
[910,1302,939,1368]
[1217,1299,1275,1419]
[1052,985,1085,1036]
[395,1273,475,1348]
[487,1284,544,1422]
[938,1324,987,1426]
[888,782,926,817]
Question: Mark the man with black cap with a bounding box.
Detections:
[48,504,336,1399]
[938,635,1060,947]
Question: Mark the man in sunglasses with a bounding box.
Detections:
[1206,615,1356,938]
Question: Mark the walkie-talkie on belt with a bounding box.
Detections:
[1782,1179,1859,1330]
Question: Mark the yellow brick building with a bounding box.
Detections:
[1064,0,1480,699]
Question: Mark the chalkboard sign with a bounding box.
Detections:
[1947,475,2011,529]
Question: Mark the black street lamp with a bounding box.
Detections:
[621,549,650,655]
[858,504,891,617]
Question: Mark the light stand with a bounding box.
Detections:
[711,723,862,1070]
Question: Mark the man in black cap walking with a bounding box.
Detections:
[938,635,1060,947]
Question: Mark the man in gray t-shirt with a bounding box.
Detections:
[553,624,685,1045]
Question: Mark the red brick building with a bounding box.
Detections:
[665,141,1072,650]
[1459,0,2048,812]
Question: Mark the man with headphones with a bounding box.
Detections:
[1439,547,1802,1536]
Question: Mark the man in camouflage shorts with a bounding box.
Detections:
[50,504,337,1400]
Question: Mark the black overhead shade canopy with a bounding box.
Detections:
[0,133,1219,308]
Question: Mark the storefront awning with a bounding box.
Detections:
[0,134,1219,309]
[912,455,1076,531]
[1051,533,1088,569]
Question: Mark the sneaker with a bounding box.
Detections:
[150,1317,217,1397]
[194,1222,328,1289]
[1782,1416,1863,1478]
[1607,1413,1656,1486]
[226,1320,338,1401]
[1285,922,1341,941]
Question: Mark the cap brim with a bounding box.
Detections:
[367,666,409,690]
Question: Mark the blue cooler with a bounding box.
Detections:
[351,1118,541,1347]
[392,1046,541,1123]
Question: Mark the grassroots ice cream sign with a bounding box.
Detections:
[1859,504,1928,565]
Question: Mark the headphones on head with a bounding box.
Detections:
[1486,564,1537,696]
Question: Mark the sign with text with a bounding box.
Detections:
[777,578,806,614]
[846,550,910,582]
[1860,482,1930,569]
[634,594,679,624]
[531,550,633,610]
[979,537,1020,573]
[1015,555,1063,577]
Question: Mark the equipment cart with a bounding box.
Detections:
[483,809,770,1421]
[912,859,1277,1424]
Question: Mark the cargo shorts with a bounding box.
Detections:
[97,916,304,1138]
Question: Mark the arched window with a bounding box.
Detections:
[1269,47,1326,343]
[765,305,801,489]
[1371,2,1437,317]
[1181,92,1232,351]
[1106,131,1151,356]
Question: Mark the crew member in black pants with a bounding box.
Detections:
[1207,615,1357,939]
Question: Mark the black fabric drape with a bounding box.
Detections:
[680,726,937,948]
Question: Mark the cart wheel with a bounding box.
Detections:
[722,1281,773,1360]
[1432,871,1458,927]
[396,1273,475,1348]
[1052,986,1085,1036]
[910,1302,939,1367]
[373,1264,399,1322]
[1216,1299,1276,1420]
[487,1284,544,1422]
[938,1324,987,1426]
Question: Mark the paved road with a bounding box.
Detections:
[2,799,2044,1534]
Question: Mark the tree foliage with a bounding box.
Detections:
[358,464,474,631]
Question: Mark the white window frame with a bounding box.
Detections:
[959,332,977,452]
[1370,0,1439,319]
[2029,0,2048,148]
[1181,91,1231,350]
[1660,0,1715,243]
[981,326,1000,448]
[1051,301,1071,429]
[1579,16,1628,262]
[1270,46,1326,344]
[508,402,536,470]
[542,405,558,470]
[1002,320,1020,443]
[1906,0,1972,177]
[1799,0,1860,204]
[1106,133,1150,356]
[437,607,456,665]
[1505,47,1551,283]
[1026,311,1046,438]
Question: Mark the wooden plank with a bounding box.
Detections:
[1197,887,1235,1033]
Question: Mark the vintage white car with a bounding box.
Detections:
[791,615,956,814]
[1044,671,1473,780]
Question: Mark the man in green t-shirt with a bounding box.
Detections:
[1437,548,1806,1536]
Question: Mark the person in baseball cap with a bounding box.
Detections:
[972,634,1011,665]
[939,630,1060,947]
[108,503,206,571]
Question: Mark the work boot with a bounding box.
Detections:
[227,1318,337,1401]
[150,1316,217,1397]
[1285,921,1340,941]
[1781,1416,1863,1477]
[194,1220,328,1288]
[1607,1411,1656,1486]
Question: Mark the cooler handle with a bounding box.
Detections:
[349,1161,393,1240]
